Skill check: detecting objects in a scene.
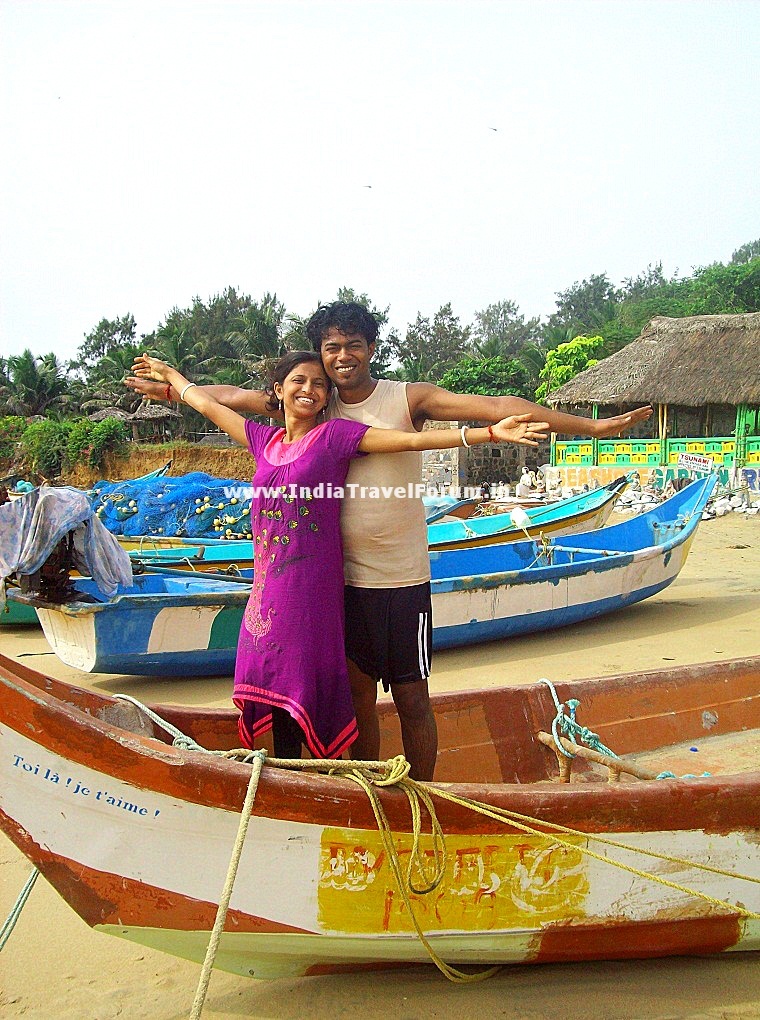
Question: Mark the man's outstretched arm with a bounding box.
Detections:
[124,372,276,418]
[408,383,653,438]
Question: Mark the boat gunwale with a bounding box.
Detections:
[2,652,759,837]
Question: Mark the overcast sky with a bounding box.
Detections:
[1,0,758,363]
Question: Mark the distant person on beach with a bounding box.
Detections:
[132,350,549,762]
[127,300,653,778]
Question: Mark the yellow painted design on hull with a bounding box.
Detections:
[317,831,589,934]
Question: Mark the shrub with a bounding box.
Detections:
[20,419,70,477]
[88,418,129,467]
[0,415,27,460]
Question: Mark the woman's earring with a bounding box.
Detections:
[278,398,283,411]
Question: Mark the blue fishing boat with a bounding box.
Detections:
[10,573,250,675]
[430,474,716,649]
[10,477,716,676]
[427,474,630,550]
[124,476,631,572]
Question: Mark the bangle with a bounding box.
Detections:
[460,425,471,448]
[488,425,497,443]
[164,384,172,402]
[179,382,197,401]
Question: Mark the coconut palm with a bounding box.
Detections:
[153,327,212,381]
[82,344,145,413]
[2,350,71,416]
[227,294,290,384]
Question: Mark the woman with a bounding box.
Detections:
[134,352,548,761]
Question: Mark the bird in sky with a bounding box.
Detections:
[489,127,498,132]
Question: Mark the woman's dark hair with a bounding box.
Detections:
[263,351,332,414]
[306,301,379,351]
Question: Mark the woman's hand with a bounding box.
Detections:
[124,376,169,400]
[491,413,550,447]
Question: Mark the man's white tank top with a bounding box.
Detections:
[326,379,430,588]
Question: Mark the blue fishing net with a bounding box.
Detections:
[89,472,253,539]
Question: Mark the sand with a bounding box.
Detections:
[1,511,759,1019]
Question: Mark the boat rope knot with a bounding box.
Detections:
[539,678,618,759]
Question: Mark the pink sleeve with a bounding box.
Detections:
[325,419,370,461]
[244,419,277,458]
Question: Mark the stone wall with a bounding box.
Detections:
[419,421,551,489]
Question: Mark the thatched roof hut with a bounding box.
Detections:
[88,407,132,422]
[547,313,760,407]
[131,403,183,422]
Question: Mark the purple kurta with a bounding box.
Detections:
[234,417,369,758]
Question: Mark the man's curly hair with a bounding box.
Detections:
[306,301,380,351]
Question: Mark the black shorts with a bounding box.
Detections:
[344,582,432,692]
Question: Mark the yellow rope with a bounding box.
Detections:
[340,767,498,983]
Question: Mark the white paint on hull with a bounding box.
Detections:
[432,539,691,630]
[146,605,225,653]
[36,609,97,671]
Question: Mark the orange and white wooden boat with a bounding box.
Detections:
[1,653,758,979]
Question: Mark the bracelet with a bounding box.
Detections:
[488,425,497,443]
[460,425,471,448]
[164,384,172,402]
[179,382,197,401]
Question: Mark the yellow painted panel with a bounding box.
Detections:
[318,831,589,934]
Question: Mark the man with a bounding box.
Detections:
[127,301,652,779]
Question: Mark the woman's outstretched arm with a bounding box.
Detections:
[358,414,550,454]
[133,355,250,447]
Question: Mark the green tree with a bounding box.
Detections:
[20,418,70,476]
[438,356,531,398]
[226,293,288,384]
[535,335,605,403]
[2,350,71,416]
[731,239,760,265]
[76,314,137,370]
[472,300,541,359]
[543,274,619,344]
[389,304,470,382]
[516,342,547,393]
[153,326,211,380]
[81,344,145,412]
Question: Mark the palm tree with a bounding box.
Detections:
[227,294,289,384]
[153,327,211,381]
[81,344,144,413]
[2,350,71,416]
[517,342,547,394]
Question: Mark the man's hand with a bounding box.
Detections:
[593,405,653,438]
[491,413,550,447]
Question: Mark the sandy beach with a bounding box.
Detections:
[1,511,759,1019]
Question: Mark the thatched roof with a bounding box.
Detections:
[131,402,183,421]
[88,407,131,421]
[547,313,760,407]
